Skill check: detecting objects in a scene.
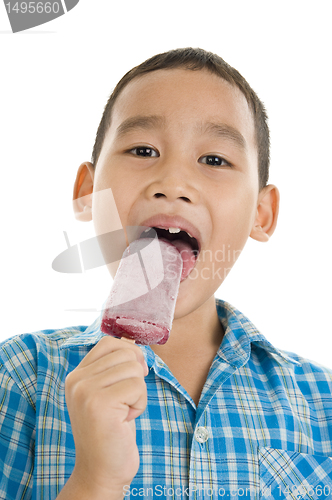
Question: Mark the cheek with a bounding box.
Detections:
[93,168,133,226]
[91,174,135,279]
[213,186,257,247]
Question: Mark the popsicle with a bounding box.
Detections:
[100,236,183,345]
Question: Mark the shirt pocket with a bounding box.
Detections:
[258,447,332,499]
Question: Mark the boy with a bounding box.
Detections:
[1,47,332,500]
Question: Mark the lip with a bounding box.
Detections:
[140,214,202,253]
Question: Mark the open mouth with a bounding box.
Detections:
[139,226,200,281]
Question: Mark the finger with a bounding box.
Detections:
[82,349,138,377]
[86,360,146,389]
[106,378,148,422]
[78,336,147,369]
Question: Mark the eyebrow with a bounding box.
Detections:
[200,122,247,151]
[115,114,247,151]
[115,115,165,138]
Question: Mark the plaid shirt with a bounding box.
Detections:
[1,299,332,499]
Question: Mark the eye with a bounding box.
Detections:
[129,146,159,157]
[199,155,231,167]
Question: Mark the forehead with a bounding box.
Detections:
[110,68,256,146]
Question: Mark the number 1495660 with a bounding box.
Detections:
[5,2,60,14]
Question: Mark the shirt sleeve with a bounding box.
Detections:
[0,363,35,500]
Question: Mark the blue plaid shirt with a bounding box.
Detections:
[1,299,332,500]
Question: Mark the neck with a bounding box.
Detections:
[151,295,224,362]
[150,295,224,406]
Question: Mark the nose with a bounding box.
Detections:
[144,154,200,204]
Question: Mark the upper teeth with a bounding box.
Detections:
[145,226,194,238]
[168,227,193,238]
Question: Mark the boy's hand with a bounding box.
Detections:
[64,336,148,497]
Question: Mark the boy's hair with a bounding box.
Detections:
[91,47,270,190]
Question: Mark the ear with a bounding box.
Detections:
[72,162,95,222]
[250,184,280,242]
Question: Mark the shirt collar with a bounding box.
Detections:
[215,300,300,367]
[60,298,300,367]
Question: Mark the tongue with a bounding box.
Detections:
[161,239,196,280]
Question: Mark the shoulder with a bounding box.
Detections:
[0,324,88,367]
[280,350,332,380]
[279,347,332,380]
[266,346,332,405]
[0,325,88,408]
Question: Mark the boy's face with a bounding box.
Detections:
[76,68,277,320]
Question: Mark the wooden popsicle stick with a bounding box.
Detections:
[121,337,136,344]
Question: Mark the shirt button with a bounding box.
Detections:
[194,426,209,443]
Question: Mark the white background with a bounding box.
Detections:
[1,1,331,367]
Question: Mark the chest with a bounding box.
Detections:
[32,356,332,499]
[168,357,214,406]
[158,348,220,406]
[133,369,332,498]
